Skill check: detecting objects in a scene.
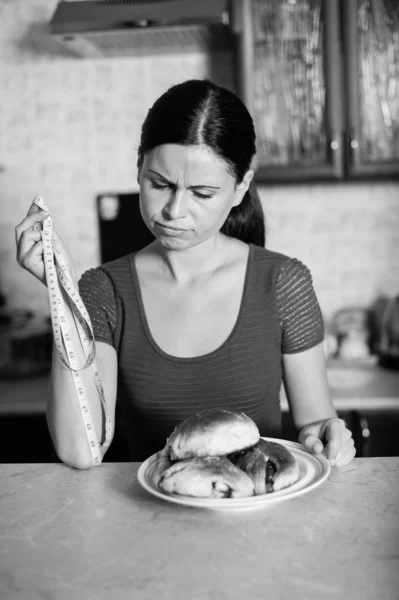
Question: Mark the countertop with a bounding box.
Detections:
[1,359,398,415]
[1,459,398,600]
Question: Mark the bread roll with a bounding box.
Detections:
[230,439,300,494]
[167,408,260,460]
[151,445,174,487]
[159,456,255,498]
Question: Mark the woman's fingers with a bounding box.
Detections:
[298,422,325,453]
[15,210,48,244]
[342,426,353,443]
[299,418,356,467]
[17,229,42,262]
[16,203,62,246]
[19,240,44,273]
[27,201,43,215]
[323,419,356,466]
[324,419,345,465]
[15,200,75,287]
[301,434,323,454]
[15,207,47,284]
[334,437,356,467]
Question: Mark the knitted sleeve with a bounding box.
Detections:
[78,267,117,347]
[276,258,324,354]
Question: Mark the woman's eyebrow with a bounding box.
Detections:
[148,169,220,190]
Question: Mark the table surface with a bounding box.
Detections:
[1,458,398,600]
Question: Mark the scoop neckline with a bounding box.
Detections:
[129,243,255,364]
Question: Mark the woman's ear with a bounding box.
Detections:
[233,169,254,207]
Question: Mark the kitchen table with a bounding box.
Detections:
[1,459,398,600]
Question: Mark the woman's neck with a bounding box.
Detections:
[147,234,238,284]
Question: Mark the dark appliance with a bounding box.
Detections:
[97,193,155,263]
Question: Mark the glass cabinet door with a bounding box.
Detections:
[344,0,399,177]
[233,0,343,182]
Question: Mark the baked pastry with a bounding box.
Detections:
[151,445,174,487]
[158,456,255,498]
[148,410,299,499]
[230,438,300,494]
[167,408,260,460]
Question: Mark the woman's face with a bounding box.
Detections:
[138,144,252,251]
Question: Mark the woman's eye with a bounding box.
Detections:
[151,181,170,190]
[150,181,213,200]
[193,191,214,200]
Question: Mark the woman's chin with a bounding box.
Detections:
[156,235,190,250]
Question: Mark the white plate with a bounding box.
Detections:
[137,437,331,511]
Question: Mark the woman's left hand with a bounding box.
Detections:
[298,418,356,467]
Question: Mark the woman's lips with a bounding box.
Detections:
[156,223,187,235]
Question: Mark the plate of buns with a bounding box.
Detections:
[137,408,330,510]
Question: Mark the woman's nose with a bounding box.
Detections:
[163,190,188,220]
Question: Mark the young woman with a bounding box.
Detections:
[15,79,356,468]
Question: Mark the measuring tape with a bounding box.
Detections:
[32,195,112,466]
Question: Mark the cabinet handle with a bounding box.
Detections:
[359,415,370,458]
[360,416,370,439]
[330,134,343,178]
[348,411,370,458]
[349,137,361,167]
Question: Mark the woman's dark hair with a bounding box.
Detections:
[137,79,265,247]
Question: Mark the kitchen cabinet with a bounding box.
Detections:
[232,0,399,182]
[0,413,129,464]
[343,0,399,177]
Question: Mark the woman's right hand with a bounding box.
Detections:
[15,201,77,287]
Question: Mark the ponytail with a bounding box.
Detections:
[220,180,265,248]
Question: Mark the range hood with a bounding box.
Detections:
[49,0,232,57]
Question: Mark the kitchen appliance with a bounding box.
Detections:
[330,306,375,360]
[97,193,154,262]
[49,0,232,57]
[378,295,399,370]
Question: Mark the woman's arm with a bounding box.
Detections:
[47,334,117,470]
[16,202,117,469]
[282,342,336,430]
[282,342,356,466]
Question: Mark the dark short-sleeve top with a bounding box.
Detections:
[79,244,324,460]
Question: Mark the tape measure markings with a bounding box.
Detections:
[32,195,112,465]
